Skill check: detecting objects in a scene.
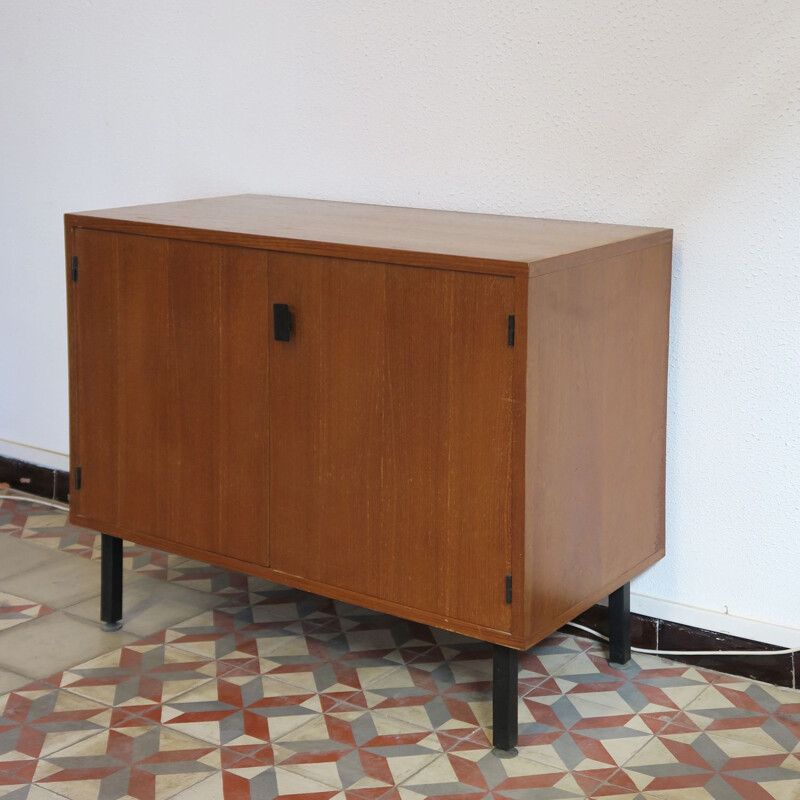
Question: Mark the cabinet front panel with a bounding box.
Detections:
[268,255,386,599]
[71,230,270,565]
[269,253,514,631]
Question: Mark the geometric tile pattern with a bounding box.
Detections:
[88,542,193,583]
[603,730,800,799]
[679,677,800,755]
[57,641,219,715]
[0,684,114,775]
[33,724,220,800]
[1,497,800,799]
[0,593,53,632]
[548,648,720,716]
[158,673,328,747]
[513,689,661,776]
[1,505,98,561]
[398,747,610,798]
[268,701,447,791]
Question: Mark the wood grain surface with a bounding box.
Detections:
[70,230,270,565]
[66,197,672,650]
[524,242,672,643]
[268,252,515,631]
[66,194,670,277]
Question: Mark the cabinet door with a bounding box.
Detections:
[70,229,270,565]
[269,253,514,631]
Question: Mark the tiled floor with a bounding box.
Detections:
[1,494,799,800]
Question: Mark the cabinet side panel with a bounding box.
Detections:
[525,243,672,644]
[71,229,121,523]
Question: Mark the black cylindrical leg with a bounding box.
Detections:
[608,582,631,667]
[492,644,518,754]
[100,534,123,631]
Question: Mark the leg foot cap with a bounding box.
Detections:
[101,620,123,632]
[491,747,518,758]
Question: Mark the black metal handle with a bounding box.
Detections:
[273,303,293,342]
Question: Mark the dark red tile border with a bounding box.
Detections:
[657,620,794,687]
[0,455,59,500]
[53,468,71,504]
[570,604,659,650]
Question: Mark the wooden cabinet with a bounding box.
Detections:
[66,195,671,749]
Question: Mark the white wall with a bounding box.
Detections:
[2,1,798,642]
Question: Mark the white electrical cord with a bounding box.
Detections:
[0,489,69,512]
[565,622,800,657]
[2,488,799,658]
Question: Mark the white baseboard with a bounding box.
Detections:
[632,591,800,648]
[0,439,69,471]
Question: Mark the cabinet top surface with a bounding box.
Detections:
[67,194,671,273]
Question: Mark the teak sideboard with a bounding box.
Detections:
[65,195,672,751]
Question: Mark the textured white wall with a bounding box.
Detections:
[1,1,798,638]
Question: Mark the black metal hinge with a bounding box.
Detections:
[505,574,513,603]
[71,255,79,282]
[74,466,82,490]
[507,314,515,347]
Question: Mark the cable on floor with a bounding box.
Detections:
[0,488,69,511]
[564,622,800,657]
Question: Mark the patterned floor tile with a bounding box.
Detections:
[299,610,437,665]
[0,684,144,781]
[88,540,190,581]
[350,632,597,741]
[348,658,490,739]
[168,765,353,799]
[678,678,800,755]
[260,615,437,707]
[32,724,220,800]
[163,608,301,662]
[158,673,326,746]
[158,560,257,599]
[408,632,494,680]
[200,744,379,799]
[166,606,437,712]
[396,748,607,799]
[548,648,718,717]
[3,501,800,799]
[518,633,597,689]
[0,594,53,633]
[413,631,592,698]
[589,789,676,799]
[0,783,68,800]
[507,690,660,775]
[5,512,95,561]
[606,731,800,799]
[57,640,218,715]
[270,701,446,793]
[219,581,340,621]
